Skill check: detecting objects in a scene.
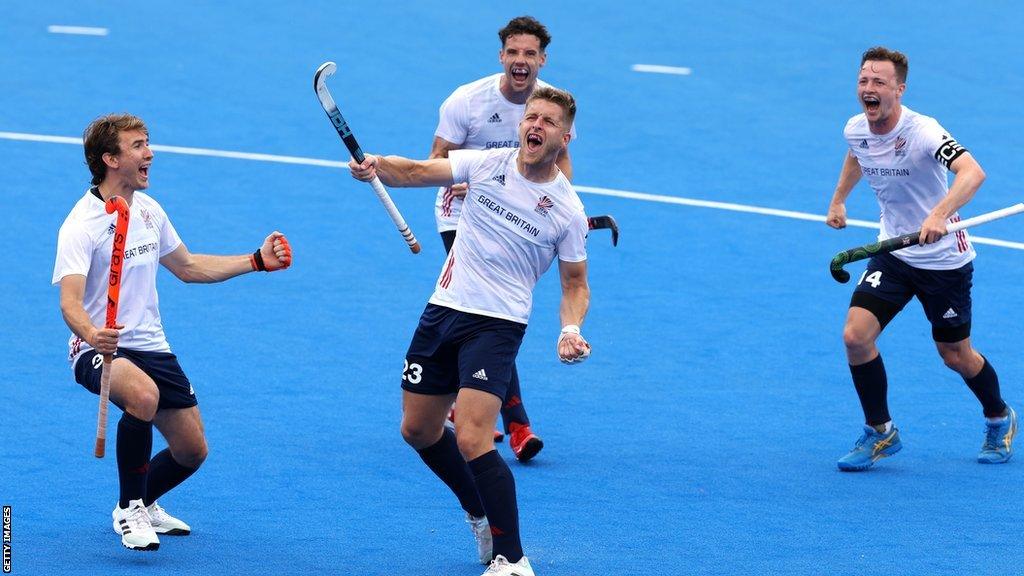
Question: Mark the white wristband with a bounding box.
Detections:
[561,324,581,335]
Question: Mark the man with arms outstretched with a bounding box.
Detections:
[54,114,292,551]
[352,87,590,576]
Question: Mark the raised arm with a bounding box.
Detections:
[556,259,591,363]
[349,154,455,188]
[160,232,292,283]
[826,150,863,229]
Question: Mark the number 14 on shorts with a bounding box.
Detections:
[403,360,423,384]
[858,270,882,288]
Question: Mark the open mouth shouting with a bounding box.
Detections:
[510,66,530,83]
[525,131,544,153]
[139,163,151,183]
[862,94,881,114]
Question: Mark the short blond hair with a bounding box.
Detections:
[527,87,576,128]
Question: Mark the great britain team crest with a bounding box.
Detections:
[534,195,554,217]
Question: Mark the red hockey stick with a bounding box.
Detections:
[95,196,130,458]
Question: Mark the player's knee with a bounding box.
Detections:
[124,386,159,421]
[400,420,436,449]
[455,427,490,460]
[843,323,875,352]
[939,347,971,374]
[177,439,209,469]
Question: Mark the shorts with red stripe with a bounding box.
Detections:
[402,304,525,400]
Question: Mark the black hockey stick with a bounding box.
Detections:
[588,215,619,246]
[830,203,1024,283]
[314,61,420,254]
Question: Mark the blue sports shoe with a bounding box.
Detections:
[837,425,902,471]
[978,405,1017,464]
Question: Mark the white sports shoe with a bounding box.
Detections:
[111,499,160,551]
[482,555,535,576]
[146,501,191,535]
[466,512,493,565]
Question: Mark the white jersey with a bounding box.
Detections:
[429,148,588,324]
[845,105,974,270]
[433,73,576,232]
[52,189,183,366]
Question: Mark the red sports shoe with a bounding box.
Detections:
[448,408,505,443]
[509,423,544,462]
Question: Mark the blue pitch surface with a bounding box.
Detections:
[3,2,1023,575]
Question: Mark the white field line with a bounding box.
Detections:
[47,25,109,36]
[631,64,692,75]
[2,130,1021,250]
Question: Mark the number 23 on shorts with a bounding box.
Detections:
[858,270,882,288]
[403,359,423,384]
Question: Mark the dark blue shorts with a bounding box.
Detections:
[74,349,198,411]
[851,252,973,339]
[402,304,526,400]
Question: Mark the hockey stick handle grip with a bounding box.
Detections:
[367,176,420,253]
[830,202,1024,283]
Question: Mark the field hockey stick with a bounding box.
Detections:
[95,196,130,458]
[830,202,1024,283]
[588,215,619,246]
[313,61,421,254]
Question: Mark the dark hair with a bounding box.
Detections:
[498,16,551,50]
[527,86,576,128]
[861,46,909,84]
[83,113,148,185]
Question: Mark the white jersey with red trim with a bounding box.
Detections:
[845,105,974,270]
[52,189,183,366]
[433,73,576,232]
[429,148,587,324]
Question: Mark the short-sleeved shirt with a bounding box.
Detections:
[433,73,576,232]
[845,105,974,270]
[428,148,588,324]
[52,189,182,366]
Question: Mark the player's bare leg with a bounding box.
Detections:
[403,391,492,564]
[838,306,901,471]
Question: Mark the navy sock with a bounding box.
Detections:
[117,412,153,508]
[850,355,890,427]
[144,449,199,506]
[964,357,1007,418]
[416,428,485,518]
[468,450,522,563]
[500,365,530,433]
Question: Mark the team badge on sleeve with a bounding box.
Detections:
[934,135,967,168]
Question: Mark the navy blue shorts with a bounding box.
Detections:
[851,252,973,341]
[402,304,526,400]
[74,349,198,411]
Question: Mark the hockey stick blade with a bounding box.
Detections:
[314,61,420,254]
[588,215,619,246]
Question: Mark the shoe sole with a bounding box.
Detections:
[122,540,159,551]
[515,437,544,462]
[837,444,902,472]
[154,528,190,536]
